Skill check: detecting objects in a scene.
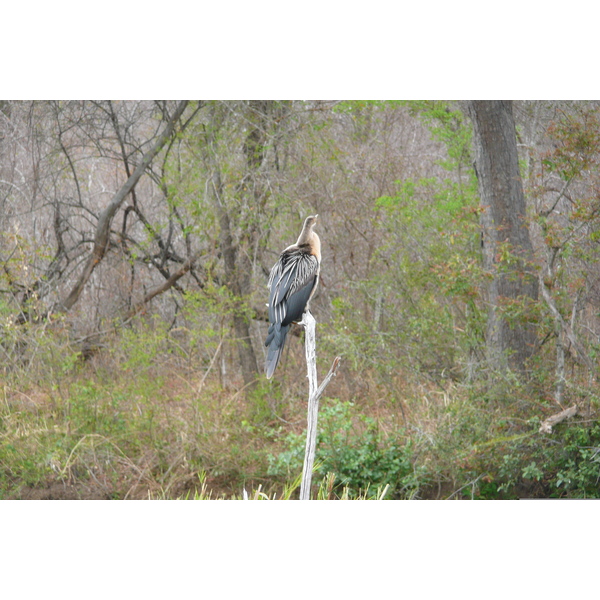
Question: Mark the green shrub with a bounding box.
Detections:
[268,400,428,499]
[461,422,600,499]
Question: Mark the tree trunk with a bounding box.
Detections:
[205,141,259,390]
[201,101,290,390]
[467,101,539,372]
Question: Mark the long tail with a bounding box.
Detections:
[265,322,290,379]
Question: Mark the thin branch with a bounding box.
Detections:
[539,176,574,217]
[539,275,593,371]
[125,250,200,319]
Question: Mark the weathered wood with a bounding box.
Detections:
[539,404,578,433]
[299,311,341,500]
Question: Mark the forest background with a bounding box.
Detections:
[1,99,600,500]
[3,3,598,597]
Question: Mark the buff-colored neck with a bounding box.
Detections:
[297,216,318,244]
[294,215,321,260]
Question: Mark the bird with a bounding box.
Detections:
[264,214,321,379]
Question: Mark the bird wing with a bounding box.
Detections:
[268,249,319,327]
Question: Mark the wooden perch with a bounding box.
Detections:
[299,311,341,500]
[539,404,578,433]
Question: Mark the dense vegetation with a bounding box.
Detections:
[1,100,599,499]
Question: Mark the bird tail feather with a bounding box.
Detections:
[265,322,290,379]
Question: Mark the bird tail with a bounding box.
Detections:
[265,322,290,379]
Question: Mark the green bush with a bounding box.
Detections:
[268,400,428,499]
[549,423,600,497]
[462,422,600,499]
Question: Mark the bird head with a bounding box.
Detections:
[305,214,318,229]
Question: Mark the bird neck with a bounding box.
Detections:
[310,232,321,261]
[296,224,314,247]
[296,228,321,261]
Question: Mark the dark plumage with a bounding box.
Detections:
[265,215,321,379]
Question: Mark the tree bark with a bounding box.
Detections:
[467,101,539,372]
[201,101,292,389]
[204,123,259,390]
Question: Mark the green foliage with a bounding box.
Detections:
[0,381,133,498]
[245,378,282,425]
[542,109,600,180]
[454,421,600,499]
[402,101,473,171]
[267,400,427,499]
[361,175,483,379]
[549,424,600,497]
[324,100,486,384]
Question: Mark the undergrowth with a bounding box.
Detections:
[1,324,599,499]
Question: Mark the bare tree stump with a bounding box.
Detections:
[299,311,341,500]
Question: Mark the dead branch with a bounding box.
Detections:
[299,311,341,500]
[539,404,578,434]
[539,275,594,371]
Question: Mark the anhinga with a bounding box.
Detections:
[265,215,321,379]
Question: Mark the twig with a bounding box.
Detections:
[446,473,487,500]
[299,311,341,500]
[197,337,225,394]
[125,250,201,320]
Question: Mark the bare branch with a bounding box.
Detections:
[56,101,190,312]
[539,274,594,371]
[125,250,201,319]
